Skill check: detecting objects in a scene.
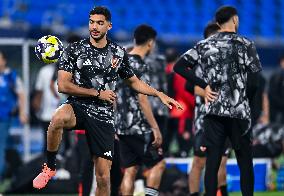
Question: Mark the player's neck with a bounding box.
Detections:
[219,24,236,33]
[89,36,108,48]
[129,46,147,59]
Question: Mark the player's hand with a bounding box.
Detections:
[98,90,116,103]
[157,92,183,110]
[152,127,162,148]
[204,85,218,105]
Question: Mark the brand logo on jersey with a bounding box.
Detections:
[111,57,119,68]
[104,151,112,157]
[83,59,92,66]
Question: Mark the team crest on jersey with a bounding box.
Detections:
[111,57,119,68]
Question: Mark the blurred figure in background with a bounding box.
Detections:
[145,50,169,154]
[0,50,27,179]
[32,62,59,152]
[268,55,284,124]
[116,25,165,196]
[165,48,195,157]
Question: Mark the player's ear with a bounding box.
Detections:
[108,22,112,30]
[148,39,155,49]
[232,15,237,25]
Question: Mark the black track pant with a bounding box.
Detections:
[203,115,254,196]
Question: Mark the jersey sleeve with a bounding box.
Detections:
[179,45,200,69]
[118,51,135,80]
[245,41,262,73]
[174,44,208,89]
[58,43,76,73]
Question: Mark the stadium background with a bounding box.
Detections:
[0,0,284,195]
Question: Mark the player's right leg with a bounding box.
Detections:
[203,115,226,196]
[234,133,254,196]
[118,134,142,195]
[146,159,166,196]
[33,104,77,189]
[120,165,139,195]
[189,156,206,196]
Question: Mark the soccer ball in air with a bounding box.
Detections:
[35,35,63,64]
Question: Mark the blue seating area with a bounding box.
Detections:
[0,0,283,39]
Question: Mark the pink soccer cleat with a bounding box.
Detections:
[33,163,56,189]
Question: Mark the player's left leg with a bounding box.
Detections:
[146,159,166,196]
[144,131,165,196]
[234,134,254,196]
[217,156,228,196]
[203,115,226,196]
[94,156,112,196]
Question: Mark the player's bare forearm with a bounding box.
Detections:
[124,76,159,97]
[194,86,205,97]
[138,94,159,130]
[58,80,98,97]
[57,70,99,97]
[125,76,183,110]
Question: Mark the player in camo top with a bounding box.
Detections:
[33,7,182,196]
[175,6,261,196]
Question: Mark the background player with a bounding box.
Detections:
[174,6,262,196]
[116,24,165,196]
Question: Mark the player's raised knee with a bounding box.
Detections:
[50,113,67,128]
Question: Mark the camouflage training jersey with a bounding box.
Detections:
[179,32,262,121]
[58,39,134,124]
[115,54,152,135]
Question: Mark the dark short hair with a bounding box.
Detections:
[134,24,157,45]
[215,6,238,25]
[89,6,111,21]
[203,22,220,38]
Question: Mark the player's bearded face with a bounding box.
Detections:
[89,14,112,41]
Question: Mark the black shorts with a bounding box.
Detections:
[202,115,250,151]
[118,133,163,168]
[70,103,115,161]
[193,130,231,157]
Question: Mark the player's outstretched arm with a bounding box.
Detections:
[124,75,183,110]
